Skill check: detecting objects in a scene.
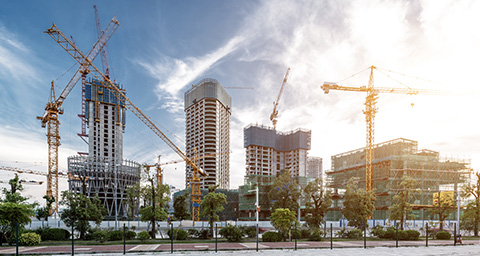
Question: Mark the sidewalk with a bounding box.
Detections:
[0,239,478,255]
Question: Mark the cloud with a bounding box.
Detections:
[135,36,245,114]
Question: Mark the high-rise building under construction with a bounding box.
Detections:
[68,78,140,217]
[184,78,231,189]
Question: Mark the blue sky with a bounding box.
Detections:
[2,0,480,205]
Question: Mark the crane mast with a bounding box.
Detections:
[270,68,290,129]
[321,65,459,193]
[45,22,206,223]
[38,17,119,214]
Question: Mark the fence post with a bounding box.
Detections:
[364,220,366,249]
[294,221,297,251]
[15,222,18,256]
[426,223,428,247]
[395,223,398,248]
[170,223,173,253]
[330,223,333,250]
[256,223,259,252]
[71,224,74,256]
[215,223,218,253]
[454,223,457,246]
[123,223,126,255]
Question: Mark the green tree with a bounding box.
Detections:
[269,169,300,213]
[430,191,455,231]
[200,186,227,236]
[173,193,191,221]
[389,176,419,230]
[36,195,55,221]
[270,208,297,241]
[139,166,170,239]
[60,191,105,239]
[304,178,332,230]
[342,178,375,229]
[0,175,35,244]
[461,172,480,236]
[125,183,141,220]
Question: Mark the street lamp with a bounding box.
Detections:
[248,186,259,239]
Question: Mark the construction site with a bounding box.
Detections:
[326,138,472,220]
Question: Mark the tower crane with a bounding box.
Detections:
[44,22,207,224]
[322,65,468,193]
[37,17,119,214]
[270,68,290,129]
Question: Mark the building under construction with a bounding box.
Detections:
[68,78,140,217]
[326,138,472,220]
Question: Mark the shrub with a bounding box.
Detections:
[107,230,123,241]
[262,231,282,242]
[336,228,349,238]
[167,229,189,240]
[435,231,451,240]
[137,231,150,241]
[347,229,363,239]
[406,230,420,240]
[308,230,323,241]
[92,231,108,243]
[187,229,199,238]
[397,230,408,240]
[35,228,70,241]
[300,229,312,239]
[125,231,136,240]
[242,226,257,238]
[370,225,385,238]
[197,229,212,239]
[291,229,302,239]
[381,227,396,239]
[19,232,41,246]
[219,224,244,242]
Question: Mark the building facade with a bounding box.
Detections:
[244,124,311,177]
[184,78,231,189]
[307,156,323,179]
[68,78,140,217]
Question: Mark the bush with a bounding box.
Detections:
[336,228,349,238]
[380,227,396,239]
[219,224,244,242]
[35,228,70,241]
[435,231,451,240]
[137,231,150,241]
[19,232,41,246]
[107,230,123,241]
[92,231,108,243]
[406,230,420,240]
[242,226,257,238]
[262,231,282,242]
[125,231,136,240]
[397,230,408,240]
[300,229,312,239]
[197,229,212,239]
[291,229,302,239]
[187,229,199,238]
[308,230,323,241]
[347,229,363,239]
[167,229,189,240]
[370,225,385,238]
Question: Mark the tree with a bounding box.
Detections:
[125,183,141,220]
[342,178,375,229]
[36,195,55,221]
[0,175,35,244]
[269,169,300,213]
[389,176,419,230]
[430,191,455,231]
[270,208,297,241]
[60,191,105,239]
[200,186,227,236]
[173,193,190,221]
[461,172,480,236]
[304,178,332,230]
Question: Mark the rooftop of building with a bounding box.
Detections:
[243,123,311,151]
[184,78,232,110]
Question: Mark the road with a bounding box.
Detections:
[0,239,478,255]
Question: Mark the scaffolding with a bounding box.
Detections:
[67,155,140,217]
[326,138,472,220]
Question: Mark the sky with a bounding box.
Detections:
[1,0,480,205]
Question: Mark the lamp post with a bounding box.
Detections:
[248,186,259,240]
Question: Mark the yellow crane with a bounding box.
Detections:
[44,21,207,224]
[270,68,290,129]
[37,17,119,214]
[321,65,465,193]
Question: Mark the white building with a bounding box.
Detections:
[244,124,311,177]
[307,156,323,179]
[184,78,231,189]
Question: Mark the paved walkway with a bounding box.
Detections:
[0,239,478,255]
